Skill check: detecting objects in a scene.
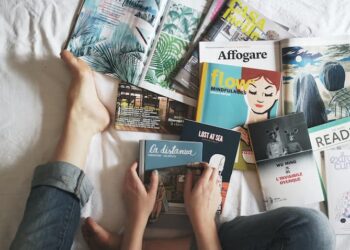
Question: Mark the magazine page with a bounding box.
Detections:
[248,113,324,210]
[281,36,350,128]
[115,82,195,134]
[308,116,350,182]
[173,0,291,91]
[66,0,168,85]
[324,149,350,234]
[196,62,281,170]
[138,0,209,107]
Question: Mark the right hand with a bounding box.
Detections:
[184,163,221,227]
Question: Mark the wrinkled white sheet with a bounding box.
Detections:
[0,0,350,249]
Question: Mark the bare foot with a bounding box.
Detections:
[82,217,122,250]
[61,50,110,134]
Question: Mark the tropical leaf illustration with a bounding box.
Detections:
[71,11,96,38]
[161,3,201,41]
[84,24,145,84]
[68,35,100,57]
[145,33,186,88]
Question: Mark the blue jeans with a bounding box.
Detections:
[11,162,335,250]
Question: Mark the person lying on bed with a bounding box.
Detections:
[10,51,336,250]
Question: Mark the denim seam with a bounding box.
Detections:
[75,171,84,199]
[58,196,76,250]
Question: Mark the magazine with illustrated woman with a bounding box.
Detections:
[196,36,350,128]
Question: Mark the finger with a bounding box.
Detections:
[148,170,159,199]
[200,164,213,183]
[209,167,219,183]
[60,50,80,73]
[184,170,193,200]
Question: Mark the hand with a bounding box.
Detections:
[123,162,159,225]
[233,126,250,145]
[184,163,221,227]
[121,162,158,250]
[184,163,222,250]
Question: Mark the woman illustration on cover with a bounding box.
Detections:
[233,68,281,165]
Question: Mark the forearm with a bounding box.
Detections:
[121,218,147,250]
[192,220,221,250]
[52,109,94,169]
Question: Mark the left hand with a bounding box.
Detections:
[123,162,159,225]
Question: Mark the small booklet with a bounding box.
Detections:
[308,116,350,182]
[248,113,324,210]
[173,0,291,91]
[115,82,195,134]
[180,119,241,211]
[138,140,202,224]
[66,0,210,106]
[196,62,281,171]
[324,148,350,234]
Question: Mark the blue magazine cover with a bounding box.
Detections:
[196,62,281,170]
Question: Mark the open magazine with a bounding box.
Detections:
[66,0,210,106]
[115,82,195,134]
[197,36,350,127]
[173,0,291,95]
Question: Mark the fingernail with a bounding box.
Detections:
[153,170,158,175]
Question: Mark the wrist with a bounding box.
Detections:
[192,219,221,250]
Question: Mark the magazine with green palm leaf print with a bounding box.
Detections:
[66,0,209,107]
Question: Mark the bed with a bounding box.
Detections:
[1,0,350,249]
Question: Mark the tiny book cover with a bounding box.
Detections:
[196,62,281,171]
[139,140,202,224]
[180,119,241,211]
[325,148,350,234]
[248,112,324,210]
[308,116,350,183]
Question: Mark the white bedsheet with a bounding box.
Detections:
[1,0,350,249]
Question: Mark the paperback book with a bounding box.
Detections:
[66,0,210,106]
[173,0,291,91]
[196,62,281,170]
[138,140,202,224]
[248,113,324,210]
[324,148,350,234]
[180,119,241,211]
[308,116,350,181]
[115,82,195,134]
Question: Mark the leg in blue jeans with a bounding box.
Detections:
[10,162,93,250]
[218,207,336,250]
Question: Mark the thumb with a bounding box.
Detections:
[60,50,80,74]
[148,170,159,199]
[184,170,193,200]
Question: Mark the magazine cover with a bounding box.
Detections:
[66,0,168,84]
[281,36,350,127]
[115,83,195,134]
[325,149,350,234]
[139,140,202,223]
[248,113,324,210]
[196,62,281,170]
[308,116,350,181]
[180,119,241,211]
[174,0,291,90]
